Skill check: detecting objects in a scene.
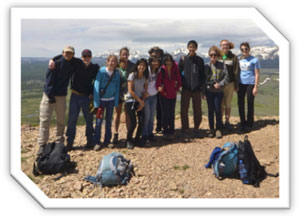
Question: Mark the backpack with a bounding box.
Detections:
[33,142,70,175]
[238,135,278,187]
[212,142,239,178]
[85,152,135,187]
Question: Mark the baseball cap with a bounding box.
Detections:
[63,46,75,53]
[82,49,92,57]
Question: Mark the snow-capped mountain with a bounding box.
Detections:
[94,50,148,60]
[248,46,279,60]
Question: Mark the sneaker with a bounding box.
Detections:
[127,141,134,149]
[215,130,222,139]
[112,133,119,144]
[93,144,102,151]
[208,130,215,138]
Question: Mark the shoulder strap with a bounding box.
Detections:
[103,70,116,92]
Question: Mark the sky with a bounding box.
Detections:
[21,19,275,58]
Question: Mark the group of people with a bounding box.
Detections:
[36,39,260,157]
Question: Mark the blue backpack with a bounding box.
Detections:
[212,142,239,178]
[85,152,134,187]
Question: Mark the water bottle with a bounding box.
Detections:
[239,160,249,184]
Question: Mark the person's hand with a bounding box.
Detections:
[252,86,258,96]
[88,94,93,99]
[158,86,164,92]
[214,83,221,89]
[202,94,206,100]
[48,97,56,104]
[139,100,145,108]
[144,92,149,99]
[49,59,55,70]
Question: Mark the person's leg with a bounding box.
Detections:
[93,102,106,146]
[37,93,55,156]
[135,107,145,141]
[192,91,202,130]
[237,83,247,129]
[103,100,115,146]
[169,98,176,135]
[66,94,80,148]
[180,89,191,132]
[125,102,137,142]
[215,92,224,131]
[156,94,162,132]
[246,84,255,128]
[160,96,169,135]
[148,95,157,139]
[54,95,67,143]
[205,91,215,131]
[81,95,94,146]
[223,82,235,130]
[112,102,123,144]
[142,97,151,138]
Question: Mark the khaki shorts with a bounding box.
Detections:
[222,82,235,109]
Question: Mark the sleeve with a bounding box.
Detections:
[175,64,182,91]
[44,68,57,99]
[219,63,229,87]
[93,70,101,108]
[114,71,120,107]
[178,56,184,76]
[199,57,206,92]
[255,58,261,70]
[90,64,100,95]
[127,72,135,81]
[156,70,162,90]
[233,56,240,88]
[52,54,62,61]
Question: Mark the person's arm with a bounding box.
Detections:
[93,70,101,108]
[199,57,206,92]
[252,58,261,96]
[233,56,240,90]
[175,64,182,91]
[253,68,260,96]
[44,67,56,103]
[48,54,62,69]
[114,71,120,108]
[89,64,100,98]
[218,62,229,87]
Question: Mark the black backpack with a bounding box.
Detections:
[238,136,279,187]
[33,142,70,176]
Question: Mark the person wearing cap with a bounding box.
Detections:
[36,46,77,157]
[48,49,100,151]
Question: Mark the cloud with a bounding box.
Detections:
[21,19,275,57]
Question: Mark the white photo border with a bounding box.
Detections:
[10,7,290,209]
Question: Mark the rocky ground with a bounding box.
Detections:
[21,115,279,199]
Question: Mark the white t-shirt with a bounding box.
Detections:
[147,66,158,96]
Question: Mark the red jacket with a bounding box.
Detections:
[156,62,182,99]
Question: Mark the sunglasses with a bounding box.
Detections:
[209,54,217,57]
[241,48,249,51]
[83,55,91,58]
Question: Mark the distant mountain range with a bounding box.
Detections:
[21,45,279,69]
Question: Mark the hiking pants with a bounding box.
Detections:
[66,93,93,146]
[37,93,66,147]
[205,90,224,130]
[156,94,163,132]
[180,89,202,132]
[93,99,114,146]
[142,94,157,137]
[126,101,145,141]
[160,96,176,135]
[237,83,255,128]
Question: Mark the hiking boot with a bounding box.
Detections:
[208,130,215,138]
[127,141,134,149]
[112,133,119,144]
[216,130,222,139]
[107,143,115,149]
[37,145,45,157]
[66,143,73,152]
[94,144,102,151]
[225,121,233,131]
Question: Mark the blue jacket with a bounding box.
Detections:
[94,67,120,108]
